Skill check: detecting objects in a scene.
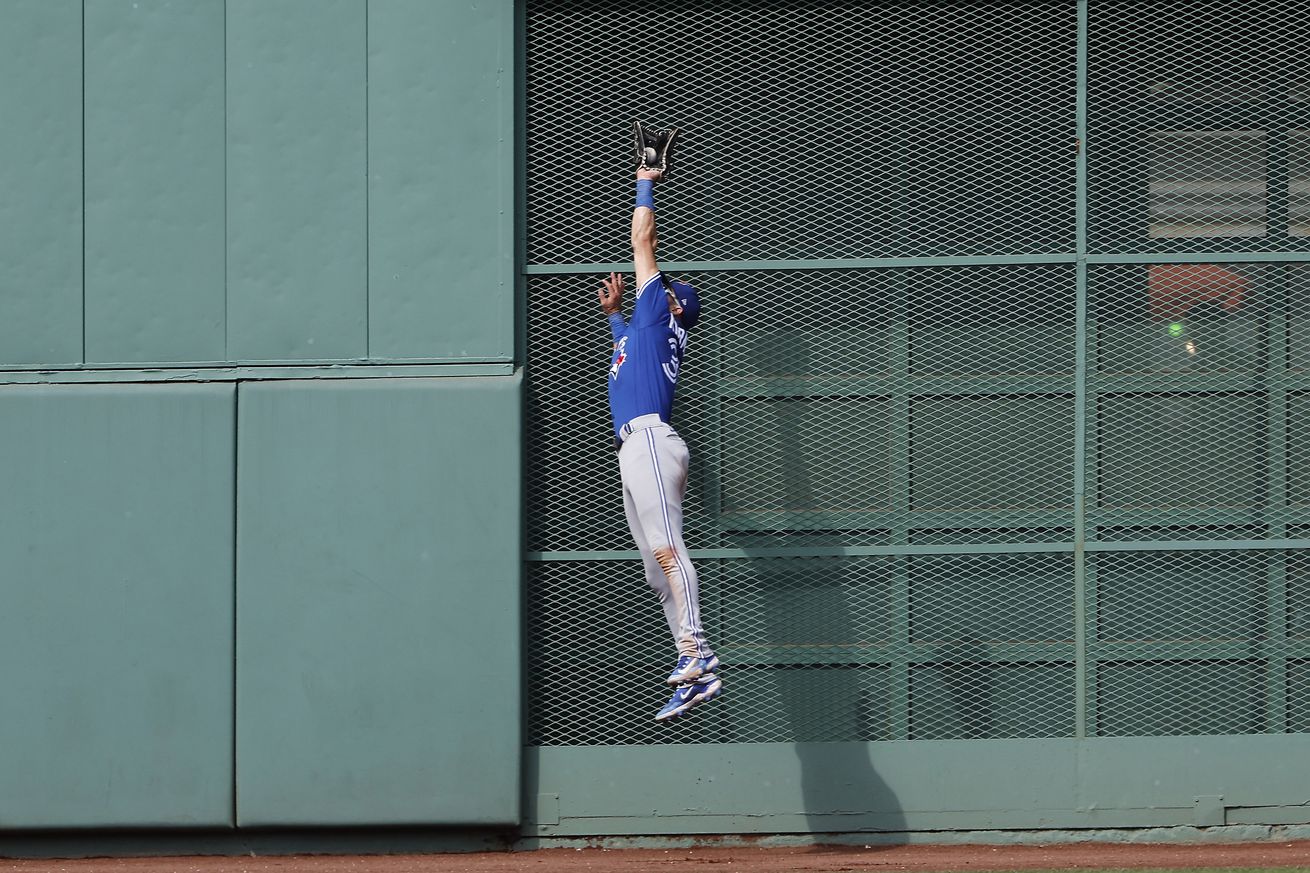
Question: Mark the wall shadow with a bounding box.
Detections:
[730,327,907,843]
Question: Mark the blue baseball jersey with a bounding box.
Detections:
[607,273,690,439]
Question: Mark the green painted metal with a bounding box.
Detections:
[0,829,513,860]
[1265,266,1293,733]
[14,824,1310,859]
[530,543,1078,561]
[236,375,522,826]
[1073,0,1091,741]
[721,643,1075,667]
[1091,641,1292,660]
[525,254,1079,275]
[1076,735,1310,815]
[225,0,367,362]
[0,361,520,379]
[6,0,1310,844]
[1093,373,1310,392]
[529,538,1310,562]
[1075,0,1089,259]
[1082,538,1310,552]
[0,384,235,828]
[526,736,1310,836]
[1089,251,1310,264]
[367,0,514,361]
[711,375,1075,398]
[1,0,523,372]
[0,362,515,385]
[523,0,1310,837]
[0,0,82,368]
[83,0,226,365]
[512,5,529,376]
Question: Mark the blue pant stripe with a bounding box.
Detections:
[645,428,704,656]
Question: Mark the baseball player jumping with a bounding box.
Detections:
[597,123,722,722]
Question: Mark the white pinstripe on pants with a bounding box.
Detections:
[618,420,713,659]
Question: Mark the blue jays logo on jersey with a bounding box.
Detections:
[609,335,629,380]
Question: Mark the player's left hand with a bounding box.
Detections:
[598,272,625,315]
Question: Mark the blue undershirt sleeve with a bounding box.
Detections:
[608,312,627,342]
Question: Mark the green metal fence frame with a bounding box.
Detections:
[521,0,1310,744]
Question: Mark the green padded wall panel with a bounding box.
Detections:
[0,0,82,368]
[528,736,1310,835]
[84,0,226,365]
[236,376,521,826]
[0,384,235,828]
[367,0,514,361]
[226,0,367,362]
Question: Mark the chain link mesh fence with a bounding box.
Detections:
[525,0,1077,265]
[525,0,1310,746]
[1087,0,1310,252]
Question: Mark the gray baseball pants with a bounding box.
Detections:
[617,416,713,659]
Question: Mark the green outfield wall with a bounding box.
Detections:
[0,0,521,833]
[519,0,1310,841]
[3,0,1310,850]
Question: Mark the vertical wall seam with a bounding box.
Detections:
[515,0,531,758]
[515,0,529,370]
[364,0,370,360]
[1072,0,1091,744]
[223,0,230,363]
[231,379,240,826]
[227,5,236,818]
[80,0,86,364]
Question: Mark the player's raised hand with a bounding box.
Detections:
[598,272,625,315]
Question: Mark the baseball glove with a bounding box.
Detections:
[633,121,679,178]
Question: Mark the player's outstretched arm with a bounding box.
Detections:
[598,272,627,344]
[632,168,662,290]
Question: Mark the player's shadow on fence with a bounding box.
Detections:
[728,328,906,842]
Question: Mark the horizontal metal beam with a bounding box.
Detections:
[525,253,1079,275]
[713,510,1076,534]
[1089,506,1310,528]
[1088,251,1310,265]
[1089,640,1303,661]
[529,543,1078,561]
[0,362,516,384]
[1090,373,1310,393]
[529,538,1310,562]
[718,375,1075,398]
[1086,537,1310,553]
[526,250,1310,276]
[721,643,1076,667]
